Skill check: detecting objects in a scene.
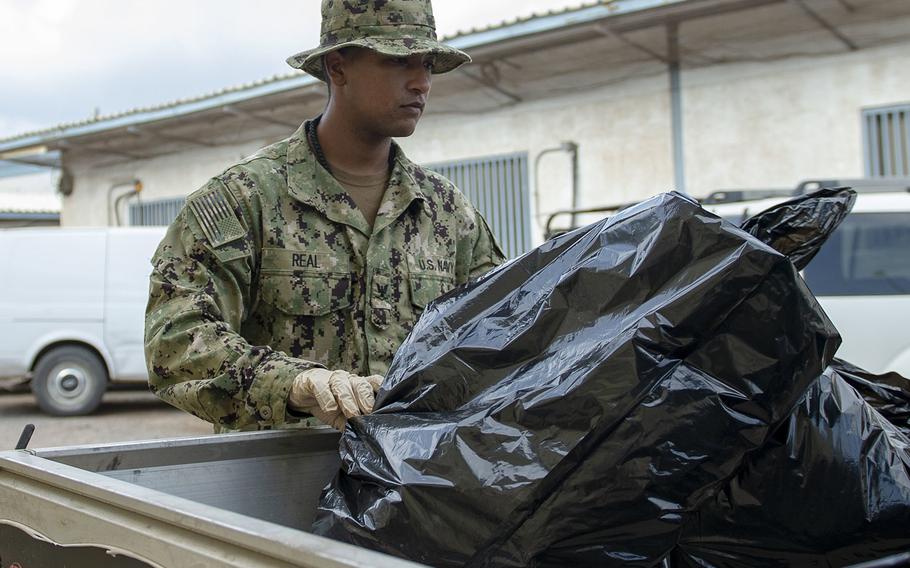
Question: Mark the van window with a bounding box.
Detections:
[804,213,910,296]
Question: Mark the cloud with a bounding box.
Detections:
[0,0,584,139]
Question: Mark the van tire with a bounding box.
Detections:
[31,346,108,416]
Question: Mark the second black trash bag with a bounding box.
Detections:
[672,360,910,567]
[313,192,842,567]
[835,358,910,438]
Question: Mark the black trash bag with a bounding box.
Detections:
[313,191,843,567]
[672,360,910,568]
[833,358,910,438]
[740,187,856,270]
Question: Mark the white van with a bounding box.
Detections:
[704,180,910,377]
[0,227,166,415]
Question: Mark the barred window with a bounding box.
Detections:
[427,152,532,259]
[129,197,185,226]
[864,104,910,178]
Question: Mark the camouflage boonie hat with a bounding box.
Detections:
[287,0,471,81]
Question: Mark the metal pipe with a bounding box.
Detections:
[545,202,630,240]
[667,22,688,195]
[567,142,580,227]
[15,424,35,450]
[534,142,580,226]
[107,179,142,226]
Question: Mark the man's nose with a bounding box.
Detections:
[408,65,432,95]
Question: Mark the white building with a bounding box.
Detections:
[0,0,908,255]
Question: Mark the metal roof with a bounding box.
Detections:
[0,192,61,215]
[0,0,690,154]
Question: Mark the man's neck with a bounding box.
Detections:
[317,107,392,176]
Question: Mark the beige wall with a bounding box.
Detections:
[682,41,910,196]
[408,41,910,242]
[400,73,674,246]
[61,38,910,248]
[62,139,270,227]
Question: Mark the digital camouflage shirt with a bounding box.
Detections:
[145,122,505,432]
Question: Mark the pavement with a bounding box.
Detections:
[0,388,213,450]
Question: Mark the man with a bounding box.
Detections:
[144,0,504,433]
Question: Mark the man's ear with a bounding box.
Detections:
[324,50,348,90]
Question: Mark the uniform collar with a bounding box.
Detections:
[286,121,427,236]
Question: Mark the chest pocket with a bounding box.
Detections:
[258,248,352,316]
[407,253,457,311]
[409,274,456,310]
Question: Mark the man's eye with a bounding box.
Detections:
[424,60,435,71]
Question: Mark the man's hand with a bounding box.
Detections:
[288,369,383,430]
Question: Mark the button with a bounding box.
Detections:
[260,406,273,420]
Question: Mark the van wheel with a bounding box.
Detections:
[31,346,108,416]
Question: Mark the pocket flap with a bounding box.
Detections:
[409,275,455,309]
[260,273,352,316]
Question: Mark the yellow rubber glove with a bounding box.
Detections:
[288,369,383,430]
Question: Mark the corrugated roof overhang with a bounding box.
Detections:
[1,0,908,166]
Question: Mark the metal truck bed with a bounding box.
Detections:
[0,429,426,568]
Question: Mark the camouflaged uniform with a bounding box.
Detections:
[145,122,504,432]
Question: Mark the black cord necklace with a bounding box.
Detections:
[306,115,397,175]
[306,115,332,174]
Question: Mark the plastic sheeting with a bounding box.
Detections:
[313,190,851,567]
[836,358,910,439]
[673,360,910,567]
[739,187,856,271]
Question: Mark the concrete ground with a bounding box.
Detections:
[0,388,213,450]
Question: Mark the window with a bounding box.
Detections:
[426,152,532,258]
[129,197,185,226]
[863,104,910,178]
[803,213,910,296]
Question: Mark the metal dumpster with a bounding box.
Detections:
[0,429,426,568]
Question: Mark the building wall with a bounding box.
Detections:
[400,73,675,246]
[401,40,910,242]
[60,38,910,248]
[682,41,910,196]
[62,139,274,226]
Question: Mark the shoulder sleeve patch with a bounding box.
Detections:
[188,188,246,248]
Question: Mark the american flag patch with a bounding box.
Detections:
[188,189,246,248]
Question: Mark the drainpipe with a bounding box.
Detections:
[535,141,580,227]
[108,179,143,226]
[668,22,687,195]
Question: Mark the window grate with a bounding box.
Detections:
[129,197,185,226]
[426,152,532,259]
[864,104,910,178]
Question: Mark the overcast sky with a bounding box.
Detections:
[0,0,588,140]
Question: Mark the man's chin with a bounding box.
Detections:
[388,123,419,138]
[383,115,421,138]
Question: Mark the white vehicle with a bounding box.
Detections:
[0,227,166,415]
[704,179,910,377]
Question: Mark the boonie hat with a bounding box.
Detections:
[287,0,471,81]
